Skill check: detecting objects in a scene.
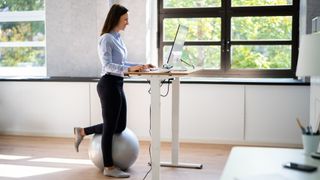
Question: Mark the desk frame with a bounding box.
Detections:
[128,71,202,180]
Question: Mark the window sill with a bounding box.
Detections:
[0,76,309,86]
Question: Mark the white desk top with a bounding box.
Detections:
[220,147,320,180]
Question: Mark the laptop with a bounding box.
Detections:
[147,24,189,73]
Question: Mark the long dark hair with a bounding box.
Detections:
[100,4,128,35]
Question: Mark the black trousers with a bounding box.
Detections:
[84,74,127,167]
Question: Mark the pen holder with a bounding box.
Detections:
[302,134,320,155]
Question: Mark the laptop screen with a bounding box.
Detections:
[166,25,189,65]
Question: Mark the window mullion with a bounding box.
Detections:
[221,0,231,72]
[0,11,45,22]
[0,42,45,48]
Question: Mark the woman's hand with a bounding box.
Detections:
[143,64,156,69]
[128,64,157,72]
[128,65,144,72]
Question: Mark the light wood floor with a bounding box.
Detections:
[0,135,233,180]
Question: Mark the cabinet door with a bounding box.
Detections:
[90,83,245,142]
[245,85,309,144]
[0,82,90,137]
[180,84,245,142]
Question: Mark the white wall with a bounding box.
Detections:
[45,0,149,77]
[46,0,102,77]
[300,0,307,36]
[0,81,309,146]
[117,0,149,63]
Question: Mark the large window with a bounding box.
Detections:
[0,0,45,76]
[158,0,299,77]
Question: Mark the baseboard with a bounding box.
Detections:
[0,131,302,148]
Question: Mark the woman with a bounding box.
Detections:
[73,4,153,178]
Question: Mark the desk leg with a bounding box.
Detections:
[150,78,161,180]
[160,77,203,169]
[172,77,180,165]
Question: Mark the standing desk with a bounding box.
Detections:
[127,69,202,180]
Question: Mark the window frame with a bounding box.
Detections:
[158,0,300,78]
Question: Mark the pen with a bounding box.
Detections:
[306,126,312,135]
[306,126,310,135]
[296,118,306,134]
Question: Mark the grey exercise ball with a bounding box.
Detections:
[88,128,139,171]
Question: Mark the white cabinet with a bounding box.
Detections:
[180,84,245,142]
[0,81,310,145]
[90,83,245,142]
[245,85,310,144]
[0,82,90,137]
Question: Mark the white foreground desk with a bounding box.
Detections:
[128,70,202,180]
[220,147,320,180]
